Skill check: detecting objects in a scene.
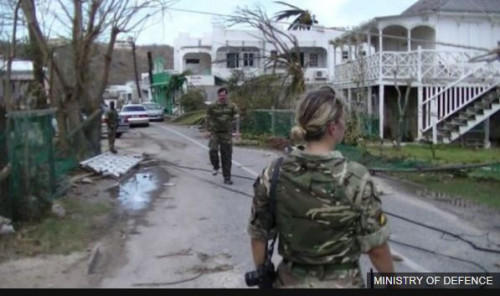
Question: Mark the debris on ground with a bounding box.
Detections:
[87,243,101,275]
[80,152,143,178]
[156,248,193,259]
[186,264,233,274]
[133,272,203,287]
[51,202,66,219]
[0,216,15,235]
[391,253,404,262]
[0,216,14,234]
[69,172,95,185]
[81,178,93,184]
[163,183,176,187]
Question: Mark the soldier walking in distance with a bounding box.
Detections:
[247,89,394,288]
[105,101,119,154]
[205,87,239,185]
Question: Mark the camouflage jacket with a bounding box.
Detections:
[206,102,237,133]
[248,148,390,265]
[106,109,119,130]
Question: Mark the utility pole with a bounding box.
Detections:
[128,36,142,102]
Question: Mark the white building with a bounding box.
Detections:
[103,82,136,106]
[173,23,342,102]
[332,0,500,147]
[0,59,43,108]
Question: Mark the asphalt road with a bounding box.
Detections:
[99,123,500,288]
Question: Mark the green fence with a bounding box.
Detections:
[1,109,78,221]
[241,109,380,139]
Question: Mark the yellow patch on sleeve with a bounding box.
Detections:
[379,213,387,226]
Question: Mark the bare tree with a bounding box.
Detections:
[227,5,305,109]
[1,0,22,113]
[331,34,368,145]
[0,0,23,202]
[392,67,413,149]
[19,0,176,159]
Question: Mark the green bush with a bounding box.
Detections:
[180,90,206,113]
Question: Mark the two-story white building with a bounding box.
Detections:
[173,23,342,102]
[332,0,500,147]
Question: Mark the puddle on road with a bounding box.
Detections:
[111,166,170,213]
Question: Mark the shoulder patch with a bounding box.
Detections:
[377,211,387,226]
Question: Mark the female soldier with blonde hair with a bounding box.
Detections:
[247,89,394,288]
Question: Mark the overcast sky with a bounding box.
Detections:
[134,0,418,45]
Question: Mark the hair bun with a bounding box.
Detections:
[290,125,307,143]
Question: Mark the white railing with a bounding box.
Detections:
[420,60,500,143]
[381,51,418,79]
[334,53,380,84]
[420,50,494,81]
[333,49,500,84]
[421,85,490,132]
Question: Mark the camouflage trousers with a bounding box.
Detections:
[274,261,365,288]
[209,132,232,179]
[108,127,116,151]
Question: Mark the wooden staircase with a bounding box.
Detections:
[436,89,500,145]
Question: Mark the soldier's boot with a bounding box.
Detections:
[220,142,232,185]
[109,135,117,154]
[209,149,220,175]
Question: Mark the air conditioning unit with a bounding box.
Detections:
[314,70,328,80]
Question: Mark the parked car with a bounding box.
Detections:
[119,104,150,127]
[142,102,165,121]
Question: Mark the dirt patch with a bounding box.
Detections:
[0,167,126,287]
[0,158,171,288]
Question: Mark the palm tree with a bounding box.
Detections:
[273,1,318,31]
[230,6,306,108]
[166,70,190,114]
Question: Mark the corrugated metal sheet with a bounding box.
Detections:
[80,152,143,178]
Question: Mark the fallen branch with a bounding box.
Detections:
[69,172,95,185]
[132,272,203,287]
[156,248,193,259]
[0,164,12,182]
[370,162,500,174]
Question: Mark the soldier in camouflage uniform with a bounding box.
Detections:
[105,101,119,154]
[248,89,394,288]
[206,87,238,185]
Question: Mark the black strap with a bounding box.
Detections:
[267,157,284,259]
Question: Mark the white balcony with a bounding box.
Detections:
[333,49,499,86]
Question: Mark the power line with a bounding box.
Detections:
[162,159,492,272]
[385,211,500,254]
[165,7,492,52]
[389,239,489,273]
[161,159,500,255]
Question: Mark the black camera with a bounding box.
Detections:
[245,262,276,289]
